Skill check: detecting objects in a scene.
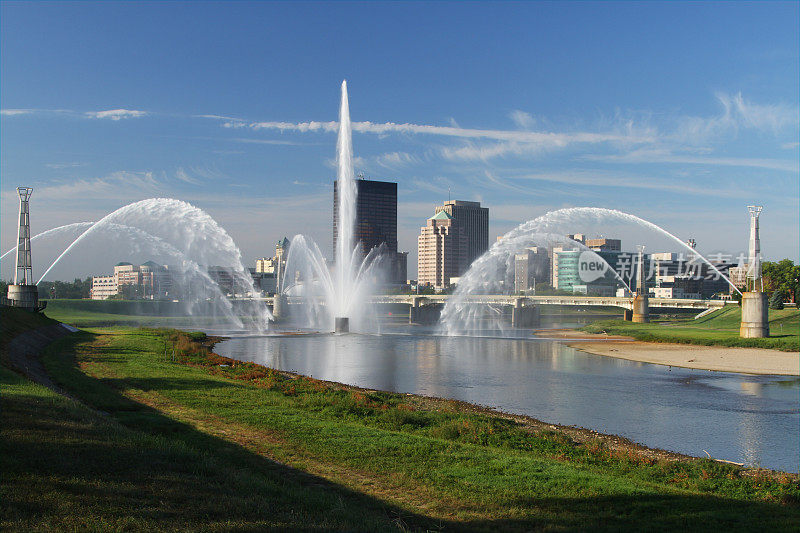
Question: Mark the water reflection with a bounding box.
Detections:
[217,331,799,472]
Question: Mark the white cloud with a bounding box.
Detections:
[238,118,646,146]
[231,137,304,146]
[509,110,535,129]
[85,109,148,120]
[175,168,201,185]
[45,162,87,169]
[1,109,33,116]
[586,148,799,173]
[375,151,421,168]
[675,92,799,143]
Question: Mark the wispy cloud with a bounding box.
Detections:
[508,170,761,199]
[0,171,162,206]
[230,137,305,146]
[1,108,34,116]
[509,110,535,129]
[586,147,799,173]
[175,168,201,185]
[45,162,87,169]
[375,151,422,168]
[675,92,799,143]
[85,109,148,120]
[408,176,455,196]
[231,118,647,146]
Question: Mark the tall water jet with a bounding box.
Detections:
[334,80,356,332]
[279,81,388,333]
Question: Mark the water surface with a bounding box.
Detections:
[216,329,799,472]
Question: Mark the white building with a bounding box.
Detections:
[90,275,118,300]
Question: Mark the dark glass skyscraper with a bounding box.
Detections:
[334,178,398,256]
[334,178,406,282]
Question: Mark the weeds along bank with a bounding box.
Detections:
[2,321,797,531]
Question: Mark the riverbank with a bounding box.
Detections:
[581,306,799,352]
[567,338,800,376]
[3,319,799,530]
[538,325,799,375]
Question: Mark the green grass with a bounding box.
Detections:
[0,364,429,531]
[42,300,242,329]
[583,306,800,351]
[5,326,793,531]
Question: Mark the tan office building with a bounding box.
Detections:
[417,210,467,289]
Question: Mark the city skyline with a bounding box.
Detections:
[1,2,798,281]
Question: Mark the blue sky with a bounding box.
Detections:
[1,1,798,280]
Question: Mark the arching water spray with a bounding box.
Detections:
[37,198,272,330]
[440,207,740,336]
[1,221,95,262]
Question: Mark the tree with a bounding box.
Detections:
[769,290,785,310]
[762,259,799,303]
[37,277,93,299]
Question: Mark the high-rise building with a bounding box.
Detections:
[333,178,407,283]
[334,178,397,256]
[417,210,467,289]
[434,200,488,272]
[514,247,550,293]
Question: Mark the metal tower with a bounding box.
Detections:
[746,206,763,292]
[14,187,33,285]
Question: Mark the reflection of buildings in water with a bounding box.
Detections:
[413,336,464,399]
[737,396,766,467]
[739,381,763,397]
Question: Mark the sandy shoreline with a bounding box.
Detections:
[541,329,800,375]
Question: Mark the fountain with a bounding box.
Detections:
[35,198,272,331]
[1,221,95,263]
[279,81,389,333]
[440,207,742,335]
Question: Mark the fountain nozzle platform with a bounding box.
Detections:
[335,317,350,333]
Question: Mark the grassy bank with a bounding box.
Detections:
[583,306,799,351]
[2,324,797,531]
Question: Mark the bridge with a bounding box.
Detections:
[257,294,734,326]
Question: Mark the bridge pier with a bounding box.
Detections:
[623,309,633,321]
[740,292,769,338]
[511,298,539,328]
[271,293,288,322]
[631,293,650,323]
[409,297,442,325]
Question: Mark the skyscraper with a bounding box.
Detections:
[434,200,488,272]
[334,178,397,256]
[417,210,467,289]
[333,178,407,282]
